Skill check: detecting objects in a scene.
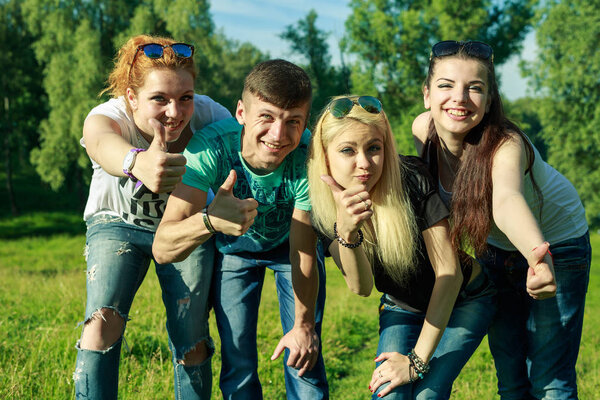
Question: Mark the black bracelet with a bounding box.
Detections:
[201,207,216,234]
[333,222,363,248]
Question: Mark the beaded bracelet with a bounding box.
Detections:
[407,349,429,379]
[333,222,364,248]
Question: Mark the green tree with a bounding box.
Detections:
[0,0,47,215]
[504,97,545,159]
[344,0,536,150]
[523,0,600,226]
[22,0,103,199]
[21,0,264,195]
[280,10,351,122]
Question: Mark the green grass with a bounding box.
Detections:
[0,225,598,399]
[0,172,598,398]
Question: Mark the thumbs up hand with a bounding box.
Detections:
[321,175,373,242]
[131,118,187,193]
[526,242,557,300]
[206,169,259,236]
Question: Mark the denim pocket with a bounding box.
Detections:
[550,232,591,271]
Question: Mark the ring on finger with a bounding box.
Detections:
[356,194,370,210]
[378,370,383,378]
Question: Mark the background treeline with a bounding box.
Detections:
[2,0,599,227]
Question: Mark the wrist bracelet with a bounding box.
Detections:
[408,349,430,378]
[333,222,363,248]
[201,207,216,234]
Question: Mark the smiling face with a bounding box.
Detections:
[236,93,309,174]
[325,121,385,193]
[127,68,195,143]
[424,57,492,141]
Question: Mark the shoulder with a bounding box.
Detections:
[86,97,129,122]
[400,155,437,198]
[187,118,240,154]
[412,111,431,142]
[191,94,232,129]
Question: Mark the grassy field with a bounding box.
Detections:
[0,176,598,399]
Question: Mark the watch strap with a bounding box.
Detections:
[123,148,146,180]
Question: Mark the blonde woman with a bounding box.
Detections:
[308,96,495,399]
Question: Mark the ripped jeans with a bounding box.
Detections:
[74,214,215,400]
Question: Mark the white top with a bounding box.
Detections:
[487,143,588,250]
[81,94,231,231]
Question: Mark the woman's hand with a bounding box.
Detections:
[370,352,412,397]
[132,119,187,193]
[526,241,557,300]
[320,175,373,241]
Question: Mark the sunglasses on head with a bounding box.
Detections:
[128,43,195,79]
[430,40,493,62]
[327,96,383,119]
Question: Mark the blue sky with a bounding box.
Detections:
[208,0,537,101]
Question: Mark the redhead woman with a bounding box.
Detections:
[74,34,230,399]
[308,96,495,399]
[413,40,590,399]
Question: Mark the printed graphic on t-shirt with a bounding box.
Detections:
[118,177,169,229]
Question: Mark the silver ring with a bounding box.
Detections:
[378,370,382,378]
[356,194,370,210]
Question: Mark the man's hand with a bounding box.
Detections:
[206,169,259,236]
[132,118,187,193]
[271,325,319,377]
[526,241,557,300]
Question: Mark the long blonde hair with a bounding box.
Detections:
[308,96,418,283]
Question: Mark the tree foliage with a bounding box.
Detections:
[17,0,264,194]
[0,0,47,214]
[343,0,536,149]
[523,0,600,226]
[280,10,350,125]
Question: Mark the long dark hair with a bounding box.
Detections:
[424,48,540,255]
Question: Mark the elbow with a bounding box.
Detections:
[349,282,373,297]
[152,241,181,265]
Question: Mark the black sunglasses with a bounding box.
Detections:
[430,40,494,62]
[327,96,383,119]
[128,43,195,79]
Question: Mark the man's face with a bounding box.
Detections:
[236,93,309,175]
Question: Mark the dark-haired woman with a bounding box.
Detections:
[413,40,590,399]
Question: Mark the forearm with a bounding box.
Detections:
[86,133,135,177]
[493,193,545,256]
[153,212,213,264]
[330,242,373,296]
[414,271,463,362]
[290,248,319,328]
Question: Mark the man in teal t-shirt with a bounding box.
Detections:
[153,60,328,400]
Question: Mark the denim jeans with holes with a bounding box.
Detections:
[373,270,496,400]
[479,231,591,400]
[73,214,215,400]
[212,241,329,400]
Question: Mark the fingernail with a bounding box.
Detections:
[378,394,382,398]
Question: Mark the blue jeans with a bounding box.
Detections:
[479,232,591,400]
[74,214,215,400]
[373,270,496,400]
[212,242,329,399]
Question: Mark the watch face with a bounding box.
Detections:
[123,150,136,172]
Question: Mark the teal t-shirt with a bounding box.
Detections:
[183,118,312,254]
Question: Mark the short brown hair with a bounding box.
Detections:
[242,59,312,109]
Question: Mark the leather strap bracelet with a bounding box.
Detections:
[201,207,216,234]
